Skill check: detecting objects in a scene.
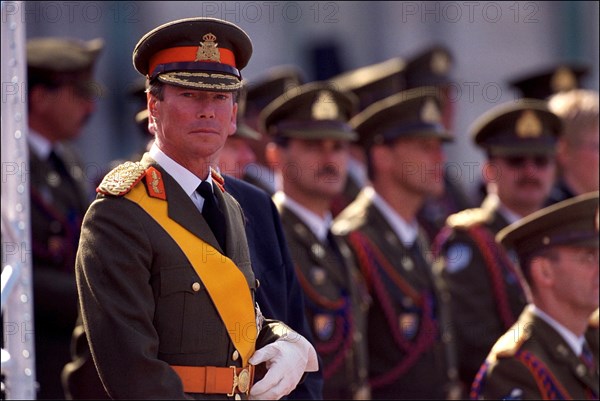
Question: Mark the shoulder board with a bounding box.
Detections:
[589,308,599,328]
[494,326,529,359]
[97,161,146,196]
[211,168,225,192]
[446,207,492,229]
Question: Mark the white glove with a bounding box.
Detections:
[249,329,318,400]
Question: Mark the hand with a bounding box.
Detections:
[248,330,318,400]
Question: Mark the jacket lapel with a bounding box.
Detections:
[140,154,219,250]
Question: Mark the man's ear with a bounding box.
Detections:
[265,142,280,167]
[148,95,159,120]
[530,255,555,288]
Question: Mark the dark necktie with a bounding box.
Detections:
[196,181,227,252]
[48,149,83,212]
[326,229,346,268]
[581,341,596,373]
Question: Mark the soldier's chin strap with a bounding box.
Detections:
[124,173,257,366]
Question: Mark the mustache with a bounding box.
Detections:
[515,177,542,187]
[315,164,341,178]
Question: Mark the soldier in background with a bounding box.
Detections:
[26,36,103,399]
[333,89,460,399]
[404,45,474,242]
[217,86,262,179]
[242,65,306,194]
[262,82,371,399]
[471,191,599,399]
[329,45,473,239]
[329,57,405,216]
[509,63,589,100]
[433,99,562,391]
[546,89,599,205]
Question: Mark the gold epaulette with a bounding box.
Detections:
[493,325,528,360]
[589,308,599,328]
[97,162,146,196]
[446,207,493,229]
[97,162,167,199]
[211,168,225,192]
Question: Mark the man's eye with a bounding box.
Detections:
[215,94,228,100]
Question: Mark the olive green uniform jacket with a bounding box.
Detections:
[274,194,370,399]
[471,307,599,400]
[29,144,91,399]
[332,188,459,400]
[76,155,282,399]
[434,194,529,390]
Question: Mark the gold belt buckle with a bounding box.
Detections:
[227,366,251,396]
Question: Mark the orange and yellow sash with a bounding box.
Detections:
[125,182,257,366]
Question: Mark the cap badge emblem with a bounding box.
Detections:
[421,98,441,123]
[431,51,450,75]
[515,110,542,138]
[551,66,576,93]
[195,33,221,63]
[312,91,339,120]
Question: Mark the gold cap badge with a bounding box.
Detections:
[312,91,339,120]
[195,33,221,62]
[421,98,441,123]
[550,66,576,93]
[515,110,542,138]
[431,51,450,75]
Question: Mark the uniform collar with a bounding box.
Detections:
[27,129,54,160]
[370,188,419,245]
[497,201,524,225]
[274,191,332,242]
[529,304,583,356]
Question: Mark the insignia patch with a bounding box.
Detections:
[314,313,334,341]
[445,243,472,273]
[515,110,542,138]
[550,67,576,93]
[97,161,146,196]
[310,267,327,285]
[195,33,220,62]
[399,312,419,340]
[144,167,166,200]
[421,98,441,123]
[210,167,225,192]
[312,91,339,120]
[503,388,523,400]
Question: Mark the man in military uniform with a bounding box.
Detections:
[471,191,599,400]
[328,57,405,216]
[433,99,562,391]
[546,89,599,205]
[403,45,474,242]
[241,65,306,194]
[26,36,103,399]
[508,63,589,100]
[218,86,262,179]
[73,17,318,399]
[261,82,371,399]
[332,88,460,399]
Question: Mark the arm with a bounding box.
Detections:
[76,197,188,399]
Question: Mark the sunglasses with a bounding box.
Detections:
[503,155,553,169]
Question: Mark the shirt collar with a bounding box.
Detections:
[529,304,583,356]
[149,142,215,198]
[274,192,332,242]
[27,129,53,160]
[369,188,419,245]
[497,202,524,225]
